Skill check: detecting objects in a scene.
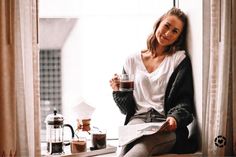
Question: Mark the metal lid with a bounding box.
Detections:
[45,109,64,125]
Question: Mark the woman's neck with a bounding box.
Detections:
[152,46,165,57]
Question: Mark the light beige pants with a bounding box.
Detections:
[119,117,176,157]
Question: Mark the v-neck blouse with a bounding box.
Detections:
[123,50,186,116]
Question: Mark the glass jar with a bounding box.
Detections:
[70,119,91,153]
[91,128,107,150]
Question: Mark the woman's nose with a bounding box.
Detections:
[165,30,172,37]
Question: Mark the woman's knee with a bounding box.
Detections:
[124,142,149,157]
[150,137,176,156]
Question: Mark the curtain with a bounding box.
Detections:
[232,0,236,155]
[203,0,236,156]
[0,0,40,156]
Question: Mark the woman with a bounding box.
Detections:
[110,7,194,157]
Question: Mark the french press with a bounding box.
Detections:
[45,110,74,155]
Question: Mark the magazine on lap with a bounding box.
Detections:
[118,121,168,146]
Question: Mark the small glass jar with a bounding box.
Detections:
[70,119,91,153]
[91,128,107,150]
[71,137,87,153]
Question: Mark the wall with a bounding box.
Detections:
[178,0,203,150]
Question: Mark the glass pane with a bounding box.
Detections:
[39,0,174,143]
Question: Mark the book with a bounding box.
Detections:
[118,121,168,146]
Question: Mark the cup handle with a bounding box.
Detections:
[63,124,75,146]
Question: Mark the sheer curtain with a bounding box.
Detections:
[0,0,40,156]
[203,0,236,156]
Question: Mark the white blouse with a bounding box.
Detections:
[123,50,186,116]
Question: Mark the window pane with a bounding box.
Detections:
[39,0,173,141]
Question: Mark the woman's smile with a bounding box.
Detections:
[156,15,183,47]
[160,35,169,41]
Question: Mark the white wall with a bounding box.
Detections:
[178,0,203,150]
[39,0,174,138]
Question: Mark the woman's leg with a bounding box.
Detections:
[119,117,145,157]
[123,131,176,157]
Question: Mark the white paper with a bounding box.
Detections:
[73,100,95,120]
[118,121,168,146]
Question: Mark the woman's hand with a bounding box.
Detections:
[160,117,177,132]
[165,117,177,132]
[109,74,120,91]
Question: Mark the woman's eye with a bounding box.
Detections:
[173,30,178,34]
[164,24,169,28]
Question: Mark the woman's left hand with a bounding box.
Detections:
[164,117,177,132]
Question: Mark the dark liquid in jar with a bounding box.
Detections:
[92,133,106,149]
[47,142,63,154]
[120,81,134,91]
[71,140,87,153]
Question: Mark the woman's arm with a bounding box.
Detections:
[112,91,136,115]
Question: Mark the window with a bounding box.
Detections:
[39,0,174,142]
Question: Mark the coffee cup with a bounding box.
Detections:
[91,129,106,150]
[71,138,87,153]
[119,74,134,91]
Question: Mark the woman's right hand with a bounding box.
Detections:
[109,74,120,91]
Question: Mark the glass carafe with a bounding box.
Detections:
[45,110,74,155]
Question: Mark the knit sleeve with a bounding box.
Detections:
[112,91,137,115]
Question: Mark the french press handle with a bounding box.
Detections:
[63,124,75,146]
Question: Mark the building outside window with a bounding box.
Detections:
[40,49,62,141]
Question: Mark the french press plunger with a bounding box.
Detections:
[45,110,74,155]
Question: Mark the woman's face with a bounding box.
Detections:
[155,15,184,47]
